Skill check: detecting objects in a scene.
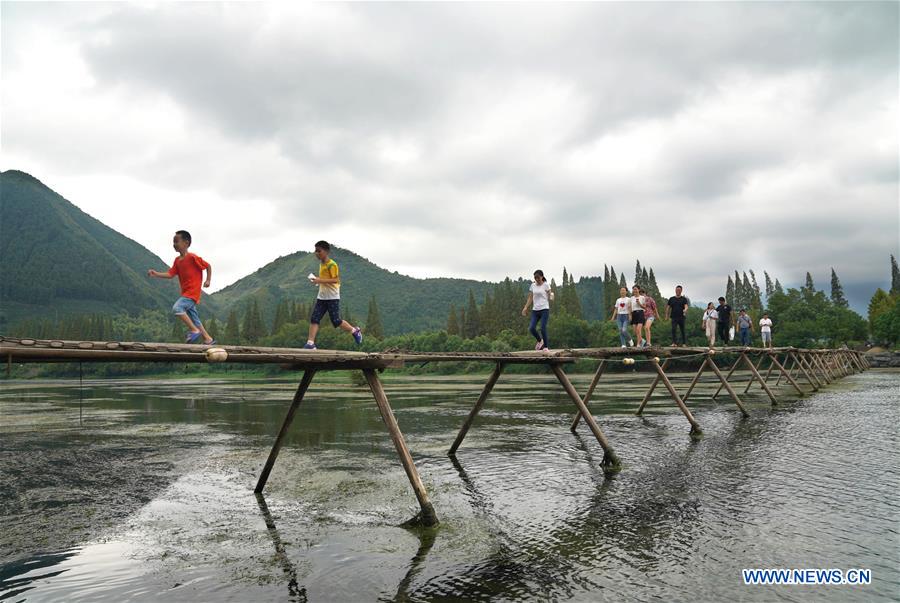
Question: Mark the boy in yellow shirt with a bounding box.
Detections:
[305,240,362,349]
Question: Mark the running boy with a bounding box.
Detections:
[305,241,362,350]
[147,230,215,344]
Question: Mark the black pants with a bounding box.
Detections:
[671,317,685,344]
[717,321,730,345]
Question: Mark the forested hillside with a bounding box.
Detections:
[0,170,177,329]
[209,248,499,334]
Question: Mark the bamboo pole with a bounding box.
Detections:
[790,352,819,391]
[742,353,778,405]
[571,360,607,431]
[551,364,621,468]
[711,355,742,399]
[760,357,776,390]
[634,358,669,416]
[255,370,317,493]
[767,353,804,396]
[363,368,439,526]
[649,357,702,434]
[774,352,789,386]
[742,354,767,394]
[812,354,833,383]
[449,363,505,455]
[704,357,750,417]
[797,353,822,388]
[680,356,709,404]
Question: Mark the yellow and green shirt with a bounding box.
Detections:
[317,259,340,300]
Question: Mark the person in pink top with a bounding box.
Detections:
[639,287,659,347]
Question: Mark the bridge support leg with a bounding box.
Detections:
[743,353,778,405]
[768,353,805,396]
[551,364,621,468]
[712,356,742,399]
[743,355,766,394]
[634,358,669,416]
[705,356,749,417]
[649,357,702,434]
[571,360,607,431]
[791,353,819,391]
[680,357,708,404]
[449,362,504,455]
[256,370,317,493]
[363,369,439,527]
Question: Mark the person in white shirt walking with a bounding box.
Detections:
[630,285,646,348]
[703,302,719,348]
[759,313,774,348]
[522,270,553,351]
[610,287,633,347]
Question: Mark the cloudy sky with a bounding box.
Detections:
[2,2,897,311]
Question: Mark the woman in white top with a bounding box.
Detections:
[703,302,718,348]
[522,269,553,350]
[610,287,633,347]
[759,313,774,348]
[630,285,646,348]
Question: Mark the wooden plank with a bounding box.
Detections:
[255,370,317,493]
[363,369,438,526]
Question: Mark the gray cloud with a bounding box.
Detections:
[1,2,897,312]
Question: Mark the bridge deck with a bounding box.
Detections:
[1,336,811,368]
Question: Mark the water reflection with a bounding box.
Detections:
[255,493,307,602]
[1,372,898,602]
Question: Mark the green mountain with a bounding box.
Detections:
[1,169,609,337]
[0,170,178,329]
[209,248,497,334]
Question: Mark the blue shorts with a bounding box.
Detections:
[173,296,202,327]
[310,299,342,327]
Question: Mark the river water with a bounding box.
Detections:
[1,369,898,602]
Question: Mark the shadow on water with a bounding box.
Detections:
[254,491,438,603]
[0,550,78,601]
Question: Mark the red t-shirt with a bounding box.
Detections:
[167,252,210,302]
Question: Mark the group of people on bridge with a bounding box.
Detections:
[522,271,775,352]
[149,231,774,352]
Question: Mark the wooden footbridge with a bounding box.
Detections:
[1,336,870,527]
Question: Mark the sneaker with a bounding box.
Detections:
[352,327,363,345]
[628,340,634,347]
[621,344,627,348]
[303,342,317,350]
[185,331,202,344]
[204,339,216,345]
[534,340,544,350]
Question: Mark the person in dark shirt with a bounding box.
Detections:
[716,296,734,346]
[666,285,689,346]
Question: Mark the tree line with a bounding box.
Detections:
[10,257,898,354]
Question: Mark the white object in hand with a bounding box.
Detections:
[205,347,228,363]
[307,273,317,283]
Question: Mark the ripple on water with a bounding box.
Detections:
[1,370,898,602]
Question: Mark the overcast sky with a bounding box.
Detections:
[2,2,897,311]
